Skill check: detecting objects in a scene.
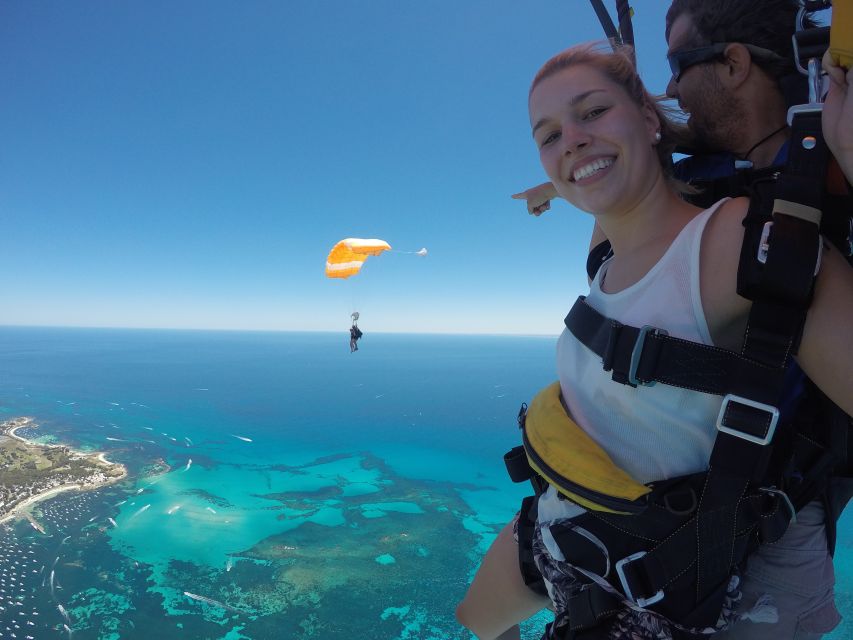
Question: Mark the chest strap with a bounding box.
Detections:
[565,296,785,399]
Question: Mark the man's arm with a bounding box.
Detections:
[823,51,853,183]
[513,183,609,283]
[511,182,558,216]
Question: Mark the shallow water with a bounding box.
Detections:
[0,327,848,639]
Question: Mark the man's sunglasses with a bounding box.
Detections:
[667,43,786,82]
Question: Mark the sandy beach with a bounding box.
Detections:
[0,483,87,526]
[7,418,33,443]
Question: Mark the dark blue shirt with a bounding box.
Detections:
[672,141,790,182]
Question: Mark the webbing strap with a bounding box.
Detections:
[567,586,622,631]
[516,495,549,597]
[694,472,750,602]
[694,108,829,601]
[564,296,786,393]
[738,110,825,363]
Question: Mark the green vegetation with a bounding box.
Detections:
[0,418,126,520]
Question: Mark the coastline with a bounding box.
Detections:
[0,417,128,526]
[0,483,85,526]
[7,419,31,443]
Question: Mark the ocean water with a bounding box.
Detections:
[0,327,849,640]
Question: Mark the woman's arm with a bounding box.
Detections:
[701,198,853,416]
[456,519,550,639]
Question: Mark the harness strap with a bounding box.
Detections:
[517,495,549,596]
[564,296,786,393]
[562,292,801,616]
[504,445,534,484]
[549,484,790,633]
[694,471,752,603]
[567,586,622,632]
[738,110,825,361]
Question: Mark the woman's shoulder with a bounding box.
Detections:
[701,196,749,251]
[704,196,747,222]
[698,197,752,349]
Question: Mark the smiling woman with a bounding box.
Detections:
[527,48,692,225]
[458,41,853,640]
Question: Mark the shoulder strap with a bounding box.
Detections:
[586,240,613,281]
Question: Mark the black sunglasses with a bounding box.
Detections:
[666,43,728,82]
[667,43,786,82]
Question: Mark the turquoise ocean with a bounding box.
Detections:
[0,327,849,639]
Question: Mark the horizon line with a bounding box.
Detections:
[0,323,560,339]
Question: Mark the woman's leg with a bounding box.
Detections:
[456,519,550,639]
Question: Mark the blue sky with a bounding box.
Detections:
[1,1,673,335]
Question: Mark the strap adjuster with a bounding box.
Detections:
[757,220,822,275]
[715,394,780,446]
[615,551,664,608]
[602,319,623,372]
[628,325,668,387]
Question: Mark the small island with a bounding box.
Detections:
[0,417,127,526]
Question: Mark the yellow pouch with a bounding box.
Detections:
[524,382,651,514]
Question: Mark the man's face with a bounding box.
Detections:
[665,12,739,151]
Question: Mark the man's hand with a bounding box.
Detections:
[511,181,558,216]
[823,50,853,183]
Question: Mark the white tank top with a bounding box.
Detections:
[539,199,728,529]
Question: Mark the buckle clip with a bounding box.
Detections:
[760,486,798,525]
[757,221,773,264]
[615,551,664,608]
[628,325,668,387]
[716,394,780,446]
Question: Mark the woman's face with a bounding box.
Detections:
[528,64,660,216]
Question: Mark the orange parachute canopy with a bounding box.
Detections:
[325,238,392,279]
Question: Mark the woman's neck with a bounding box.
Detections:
[595,173,699,258]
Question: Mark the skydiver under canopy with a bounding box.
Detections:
[349,314,363,353]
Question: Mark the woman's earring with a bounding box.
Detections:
[654,131,662,143]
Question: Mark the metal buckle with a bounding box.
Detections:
[628,326,668,387]
[787,102,822,127]
[716,394,780,446]
[756,220,822,275]
[757,221,773,264]
[760,486,798,525]
[615,551,664,608]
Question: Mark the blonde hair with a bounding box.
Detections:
[531,43,692,191]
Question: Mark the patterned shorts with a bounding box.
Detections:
[530,519,743,640]
[526,501,838,640]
